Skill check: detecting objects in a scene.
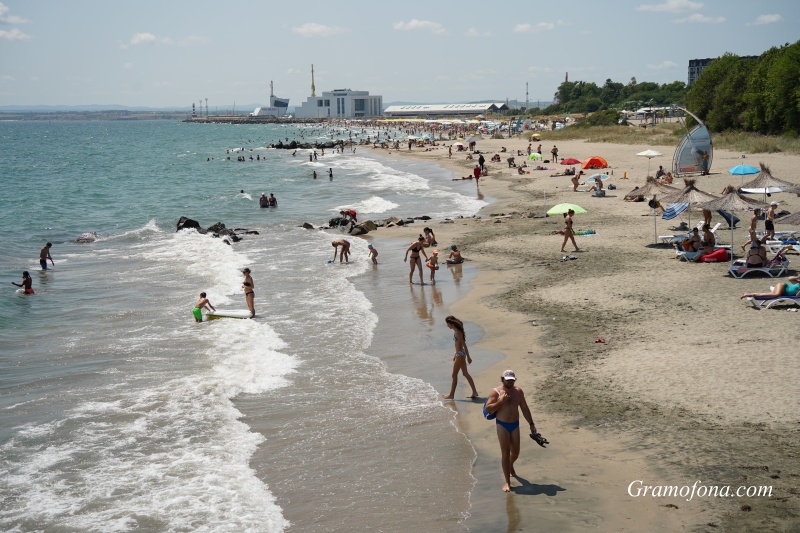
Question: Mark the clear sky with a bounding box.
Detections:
[0,0,797,108]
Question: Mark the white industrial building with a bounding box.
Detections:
[294,89,383,119]
[383,102,509,117]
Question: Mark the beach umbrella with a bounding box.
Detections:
[662,202,689,220]
[582,156,608,169]
[636,149,662,177]
[624,176,679,201]
[727,164,760,176]
[661,178,719,229]
[560,157,581,165]
[740,162,797,202]
[527,153,542,160]
[587,173,609,183]
[698,185,768,264]
[547,203,586,216]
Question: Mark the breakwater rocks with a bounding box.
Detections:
[176,217,258,245]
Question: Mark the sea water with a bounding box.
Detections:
[0,120,489,532]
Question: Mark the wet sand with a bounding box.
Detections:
[373,135,800,531]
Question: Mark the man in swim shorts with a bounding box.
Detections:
[193,292,216,322]
[40,242,54,270]
[484,369,538,492]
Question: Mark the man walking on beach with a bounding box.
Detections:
[551,145,559,163]
[40,243,54,270]
[484,370,538,492]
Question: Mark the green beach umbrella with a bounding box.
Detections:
[528,152,543,160]
[547,203,587,216]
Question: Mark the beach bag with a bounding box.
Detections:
[483,388,498,420]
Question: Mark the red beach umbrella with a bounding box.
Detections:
[560,157,581,165]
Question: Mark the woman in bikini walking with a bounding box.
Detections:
[242,268,255,318]
[442,315,479,399]
[404,235,429,285]
[561,209,581,253]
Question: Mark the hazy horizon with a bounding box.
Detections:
[1,0,797,108]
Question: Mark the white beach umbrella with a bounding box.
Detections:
[637,149,663,177]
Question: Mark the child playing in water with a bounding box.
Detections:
[367,243,378,265]
[193,292,216,322]
[426,249,440,283]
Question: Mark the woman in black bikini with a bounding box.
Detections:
[442,316,479,399]
[242,268,255,318]
[404,235,429,285]
[560,209,580,253]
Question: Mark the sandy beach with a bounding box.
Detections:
[373,132,800,531]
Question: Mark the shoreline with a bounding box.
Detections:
[371,136,800,531]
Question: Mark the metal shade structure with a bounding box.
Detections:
[698,185,769,264]
[637,149,663,177]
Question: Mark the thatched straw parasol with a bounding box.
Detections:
[661,178,719,205]
[624,176,679,201]
[740,162,796,190]
[698,185,768,263]
[740,162,798,202]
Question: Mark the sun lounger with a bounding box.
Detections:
[676,249,702,261]
[728,258,790,278]
[746,295,800,310]
[658,221,704,244]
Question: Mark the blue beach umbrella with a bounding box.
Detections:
[662,202,689,220]
[727,164,760,175]
[587,173,609,183]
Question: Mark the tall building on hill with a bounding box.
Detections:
[688,56,759,85]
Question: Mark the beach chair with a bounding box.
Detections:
[676,249,702,261]
[745,295,800,310]
[658,221,704,244]
[728,258,790,278]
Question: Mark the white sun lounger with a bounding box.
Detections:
[728,258,790,278]
[659,221,704,244]
[746,295,800,310]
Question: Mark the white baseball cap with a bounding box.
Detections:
[502,369,516,381]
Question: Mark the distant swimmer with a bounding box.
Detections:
[242,268,255,318]
[192,292,216,322]
[328,168,333,180]
[259,193,269,208]
[268,193,277,207]
[12,271,34,294]
[313,171,317,179]
[40,242,54,270]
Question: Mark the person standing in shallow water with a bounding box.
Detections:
[442,316,478,400]
[242,268,255,318]
[404,235,428,285]
[484,369,538,492]
[12,271,34,294]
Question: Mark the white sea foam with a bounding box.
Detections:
[337,195,399,215]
